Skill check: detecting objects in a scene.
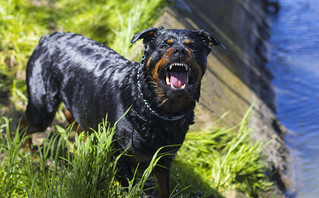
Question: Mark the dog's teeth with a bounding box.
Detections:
[167,63,191,71]
[166,73,170,85]
[181,84,186,89]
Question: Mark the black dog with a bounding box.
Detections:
[23,27,224,197]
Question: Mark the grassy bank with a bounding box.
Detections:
[0,0,274,197]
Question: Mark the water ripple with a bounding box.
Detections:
[268,0,319,197]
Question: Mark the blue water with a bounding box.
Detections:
[268,0,319,197]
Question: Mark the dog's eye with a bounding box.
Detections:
[161,44,168,50]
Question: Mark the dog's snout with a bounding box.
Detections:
[172,47,188,60]
[173,47,187,55]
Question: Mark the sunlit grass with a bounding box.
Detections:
[0,109,273,197]
[171,108,273,197]
[0,116,165,197]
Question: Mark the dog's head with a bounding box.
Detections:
[132,27,224,101]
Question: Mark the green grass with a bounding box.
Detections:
[0,116,165,197]
[0,110,273,197]
[171,108,273,197]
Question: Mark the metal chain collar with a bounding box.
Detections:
[136,70,185,121]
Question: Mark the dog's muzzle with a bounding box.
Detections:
[163,63,192,89]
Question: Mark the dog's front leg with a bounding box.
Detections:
[154,159,171,198]
[116,155,134,187]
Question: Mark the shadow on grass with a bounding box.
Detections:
[171,160,223,198]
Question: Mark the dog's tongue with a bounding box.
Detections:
[169,71,187,88]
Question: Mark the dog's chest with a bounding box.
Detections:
[134,119,187,153]
[121,119,187,164]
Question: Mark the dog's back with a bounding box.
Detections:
[25,32,136,132]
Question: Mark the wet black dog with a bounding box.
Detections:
[23,27,224,197]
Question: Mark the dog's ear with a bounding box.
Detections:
[196,30,226,50]
[131,27,162,44]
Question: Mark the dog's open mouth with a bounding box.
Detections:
[160,63,194,89]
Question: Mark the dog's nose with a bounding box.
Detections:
[172,47,187,60]
[173,47,187,55]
